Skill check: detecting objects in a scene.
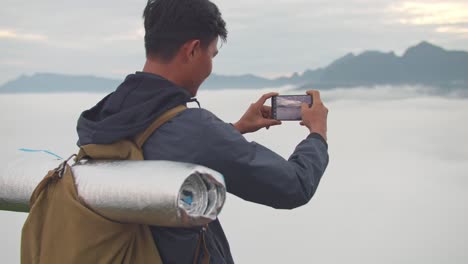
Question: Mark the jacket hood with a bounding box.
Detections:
[77,72,192,146]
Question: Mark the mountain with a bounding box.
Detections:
[295,41,468,89]
[0,72,274,93]
[1,41,467,93]
[0,73,121,93]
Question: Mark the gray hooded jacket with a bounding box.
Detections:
[77,72,329,263]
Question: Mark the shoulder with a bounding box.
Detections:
[176,107,225,126]
[156,107,227,137]
[176,107,241,139]
[143,108,225,160]
[179,107,220,120]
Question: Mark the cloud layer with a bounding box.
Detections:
[1,86,467,263]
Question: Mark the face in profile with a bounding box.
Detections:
[189,37,219,95]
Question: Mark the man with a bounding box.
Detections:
[76,0,329,263]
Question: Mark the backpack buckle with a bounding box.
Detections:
[55,154,77,178]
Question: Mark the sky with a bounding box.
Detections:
[1,0,468,84]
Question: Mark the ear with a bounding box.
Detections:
[183,40,201,61]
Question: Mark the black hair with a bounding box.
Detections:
[143,0,227,61]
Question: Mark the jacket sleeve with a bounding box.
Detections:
[195,110,329,210]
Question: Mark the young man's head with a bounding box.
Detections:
[143,0,227,95]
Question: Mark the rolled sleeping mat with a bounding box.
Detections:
[0,152,226,227]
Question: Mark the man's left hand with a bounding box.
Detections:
[234,92,282,134]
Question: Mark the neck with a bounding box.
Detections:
[143,59,181,86]
[142,58,197,97]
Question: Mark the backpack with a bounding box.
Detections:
[21,105,210,264]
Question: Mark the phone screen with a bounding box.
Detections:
[272,95,312,121]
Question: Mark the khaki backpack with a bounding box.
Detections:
[21,105,210,264]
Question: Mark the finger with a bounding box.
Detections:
[256,92,279,106]
[263,112,272,119]
[262,105,272,112]
[306,90,322,104]
[300,121,305,126]
[301,103,310,111]
[262,106,272,118]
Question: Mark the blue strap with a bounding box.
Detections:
[18,148,63,160]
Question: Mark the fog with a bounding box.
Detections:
[1,86,467,263]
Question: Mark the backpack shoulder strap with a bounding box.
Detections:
[134,105,187,149]
[76,105,187,161]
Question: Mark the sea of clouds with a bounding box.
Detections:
[1,86,467,263]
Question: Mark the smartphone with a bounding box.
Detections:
[271,95,312,121]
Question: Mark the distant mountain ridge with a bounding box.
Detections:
[1,41,467,93]
[296,41,468,89]
[0,73,121,93]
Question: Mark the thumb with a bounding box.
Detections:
[301,103,309,112]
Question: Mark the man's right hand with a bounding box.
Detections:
[301,90,328,141]
[234,92,282,134]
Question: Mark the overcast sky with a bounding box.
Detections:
[1,0,468,84]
